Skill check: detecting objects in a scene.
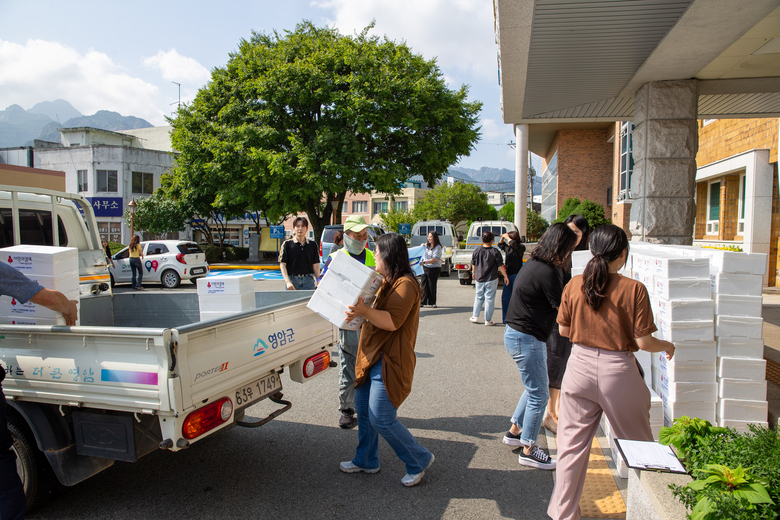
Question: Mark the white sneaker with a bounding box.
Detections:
[401,453,435,487]
[485,321,496,326]
[469,316,479,323]
[339,461,380,474]
[518,446,556,470]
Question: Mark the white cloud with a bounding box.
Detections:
[0,39,164,124]
[143,49,211,84]
[314,0,497,80]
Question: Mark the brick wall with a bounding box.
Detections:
[771,170,779,286]
[555,128,613,217]
[694,182,707,239]
[720,174,740,241]
[697,118,778,167]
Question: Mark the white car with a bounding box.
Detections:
[109,240,209,288]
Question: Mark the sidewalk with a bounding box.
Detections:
[761,291,780,429]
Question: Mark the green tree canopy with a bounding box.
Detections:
[414,182,494,229]
[498,201,514,221]
[168,21,482,243]
[379,205,417,234]
[123,191,188,238]
[554,197,611,229]
[527,208,549,241]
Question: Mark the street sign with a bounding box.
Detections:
[399,223,411,234]
[270,225,285,239]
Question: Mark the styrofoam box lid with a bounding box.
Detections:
[662,401,716,422]
[24,269,80,293]
[718,377,767,400]
[715,294,763,318]
[701,249,767,276]
[717,356,766,378]
[662,381,717,402]
[197,274,254,295]
[715,315,763,339]
[670,341,716,363]
[0,245,79,275]
[654,277,711,300]
[650,252,710,279]
[571,250,592,268]
[716,337,764,359]
[718,419,769,433]
[327,250,383,289]
[656,298,714,321]
[718,398,768,418]
[657,318,714,342]
[711,272,763,296]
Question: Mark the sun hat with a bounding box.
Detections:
[344,215,370,233]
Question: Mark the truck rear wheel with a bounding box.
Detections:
[8,415,57,513]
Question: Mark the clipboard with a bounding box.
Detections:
[614,438,687,474]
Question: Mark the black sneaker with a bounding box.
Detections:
[339,409,358,429]
[502,430,524,447]
[518,445,556,470]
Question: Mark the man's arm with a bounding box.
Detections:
[279,263,294,290]
[29,288,78,326]
[312,262,321,280]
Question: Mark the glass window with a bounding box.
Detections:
[373,201,388,214]
[352,201,367,213]
[342,201,349,214]
[177,243,204,254]
[618,122,634,197]
[0,209,68,248]
[132,172,154,194]
[146,243,169,255]
[77,170,88,192]
[394,201,408,212]
[738,174,746,234]
[98,221,122,244]
[707,181,721,234]
[541,153,558,223]
[97,170,118,192]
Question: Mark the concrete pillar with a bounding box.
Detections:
[514,124,528,237]
[629,80,698,244]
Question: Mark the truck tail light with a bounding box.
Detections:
[303,351,330,378]
[176,253,187,264]
[182,397,233,440]
[455,264,470,270]
[319,242,323,258]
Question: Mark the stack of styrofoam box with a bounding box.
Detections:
[307,251,383,330]
[643,251,716,426]
[197,274,255,321]
[702,250,769,432]
[570,250,592,277]
[0,245,80,326]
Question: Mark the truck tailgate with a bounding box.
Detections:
[173,299,337,410]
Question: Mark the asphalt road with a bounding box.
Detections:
[30,275,555,520]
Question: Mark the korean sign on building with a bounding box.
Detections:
[86,197,124,217]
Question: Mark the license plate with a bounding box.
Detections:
[234,372,281,408]
[191,267,206,275]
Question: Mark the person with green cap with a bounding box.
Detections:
[318,215,376,429]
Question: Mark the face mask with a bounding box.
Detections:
[344,234,368,255]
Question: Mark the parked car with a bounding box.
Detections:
[109,240,209,288]
[319,224,385,265]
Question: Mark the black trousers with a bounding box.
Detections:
[546,322,573,389]
[420,266,441,306]
[0,383,25,520]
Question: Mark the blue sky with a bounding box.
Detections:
[0,0,528,171]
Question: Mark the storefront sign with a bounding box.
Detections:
[87,197,123,217]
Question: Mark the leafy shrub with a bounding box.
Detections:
[666,423,780,519]
[553,197,611,228]
[203,245,249,263]
[703,245,743,252]
[526,209,549,241]
[659,416,726,461]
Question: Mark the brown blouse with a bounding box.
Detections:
[557,273,657,352]
[354,274,421,408]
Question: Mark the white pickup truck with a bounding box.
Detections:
[451,220,519,285]
[1,185,337,511]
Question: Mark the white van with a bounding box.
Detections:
[410,220,458,275]
[451,219,519,285]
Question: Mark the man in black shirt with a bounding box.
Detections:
[469,231,509,326]
[279,217,321,290]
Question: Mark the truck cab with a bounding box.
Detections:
[409,220,458,276]
[452,220,519,285]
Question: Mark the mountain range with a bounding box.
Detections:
[0,99,152,147]
[448,166,542,195]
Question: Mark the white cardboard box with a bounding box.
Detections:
[651,252,710,279]
[307,252,383,330]
[710,272,763,296]
[0,245,78,275]
[714,294,763,318]
[717,337,765,359]
[198,291,255,313]
[196,274,254,295]
[717,357,766,380]
[701,250,767,276]
[715,315,763,339]
[718,377,767,401]
[718,398,768,422]
[655,298,713,322]
[654,277,711,301]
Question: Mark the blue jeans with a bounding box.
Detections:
[472,278,498,321]
[129,257,143,289]
[289,275,315,290]
[504,326,550,446]
[352,359,432,474]
[501,272,518,323]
